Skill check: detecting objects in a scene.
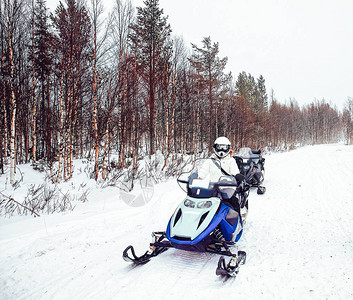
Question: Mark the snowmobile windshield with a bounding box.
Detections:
[188,178,217,198]
[177,158,237,199]
[238,147,252,158]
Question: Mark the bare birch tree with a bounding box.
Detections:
[4,0,23,185]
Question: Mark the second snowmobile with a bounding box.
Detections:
[123,158,250,278]
[234,147,266,194]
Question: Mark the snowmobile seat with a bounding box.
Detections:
[249,154,260,163]
[251,149,261,155]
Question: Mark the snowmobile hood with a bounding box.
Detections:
[167,196,221,241]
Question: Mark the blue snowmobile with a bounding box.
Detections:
[123,158,250,277]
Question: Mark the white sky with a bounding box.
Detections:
[47,0,353,111]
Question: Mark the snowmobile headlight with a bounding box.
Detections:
[184,199,195,208]
[244,165,250,170]
[197,201,212,209]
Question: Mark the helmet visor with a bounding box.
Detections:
[214,144,230,152]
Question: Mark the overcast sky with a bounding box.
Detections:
[47,0,353,111]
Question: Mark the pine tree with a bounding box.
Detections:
[189,36,231,151]
[256,75,268,112]
[129,0,172,155]
[234,72,269,147]
[31,0,53,162]
[235,71,250,100]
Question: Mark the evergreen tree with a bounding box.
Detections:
[34,0,52,86]
[32,0,53,162]
[235,72,269,147]
[256,75,268,112]
[189,36,231,150]
[235,71,251,100]
[129,0,172,155]
[235,72,268,114]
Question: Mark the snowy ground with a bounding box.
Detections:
[1,144,353,299]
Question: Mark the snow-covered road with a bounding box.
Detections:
[1,144,353,299]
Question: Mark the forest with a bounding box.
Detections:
[1,0,353,186]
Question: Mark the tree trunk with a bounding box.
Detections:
[45,76,51,163]
[57,63,65,183]
[93,20,99,181]
[2,92,8,165]
[31,6,37,163]
[132,56,138,169]
[101,79,113,179]
[149,57,155,156]
[162,64,169,170]
[8,19,16,185]
[101,126,109,180]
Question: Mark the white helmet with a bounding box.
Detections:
[213,136,231,158]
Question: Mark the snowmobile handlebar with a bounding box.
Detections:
[177,175,248,200]
[177,176,240,188]
[177,178,189,184]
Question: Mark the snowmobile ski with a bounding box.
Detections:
[123,245,168,265]
[123,232,169,265]
[216,251,246,277]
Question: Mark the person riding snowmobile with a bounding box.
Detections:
[123,137,249,276]
[198,137,247,215]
